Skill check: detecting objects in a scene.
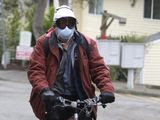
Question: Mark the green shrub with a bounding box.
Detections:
[107,34,146,43]
[120,35,146,43]
[43,5,54,32]
[110,66,127,81]
[7,8,21,51]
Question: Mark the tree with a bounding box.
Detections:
[32,0,70,40]
[32,0,48,40]
[32,0,90,40]
[43,5,54,31]
[24,1,36,46]
[7,8,21,50]
[3,0,21,49]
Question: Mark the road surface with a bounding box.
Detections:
[0,80,160,120]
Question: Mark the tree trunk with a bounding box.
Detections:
[32,0,48,40]
[59,0,68,6]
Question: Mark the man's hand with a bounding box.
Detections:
[40,88,57,105]
[99,92,115,104]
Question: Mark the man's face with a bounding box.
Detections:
[56,17,76,29]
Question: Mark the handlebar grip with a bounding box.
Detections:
[99,92,115,103]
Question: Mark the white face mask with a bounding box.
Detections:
[57,26,75,42]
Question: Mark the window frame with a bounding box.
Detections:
[144,0,160,20]
[88,0,103,15]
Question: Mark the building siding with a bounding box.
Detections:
[143,42,160,86]
[73,0,160,39]
[72,0,83,31]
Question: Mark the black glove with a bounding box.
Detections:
[99,92,115,104]
[40,88,57,105]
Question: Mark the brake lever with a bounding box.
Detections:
[102,104,107,108]
[97,96,107,108]
[58,97,77,107]
[58,97,69,106]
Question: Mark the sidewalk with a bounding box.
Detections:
[113,81,160,98]
[0,70,28,83]
[0,70,160,98]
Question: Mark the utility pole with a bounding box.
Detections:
[0,0,7,69]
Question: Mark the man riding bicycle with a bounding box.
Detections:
[28,5,115,120]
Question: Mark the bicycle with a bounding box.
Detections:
[47,96,107,120]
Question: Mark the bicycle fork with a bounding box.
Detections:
[72,101,78,120]
[74,112,78,120]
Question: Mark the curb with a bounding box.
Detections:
[115,89,160,98]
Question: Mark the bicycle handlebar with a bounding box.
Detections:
[55,96,106,109]
[50,96,107,120]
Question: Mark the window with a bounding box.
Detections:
[59,0,68,6]
[89,0,103,14]
[144,0,160,20]
[0,0,2,14]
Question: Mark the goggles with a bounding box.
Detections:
[56,17,76,29]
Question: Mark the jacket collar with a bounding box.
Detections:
[49,32,60,62]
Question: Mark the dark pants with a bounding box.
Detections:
[44,105,94,120]
[45,106,73,120]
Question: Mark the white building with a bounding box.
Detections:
[72,0,160,39]
[143,33,160,86]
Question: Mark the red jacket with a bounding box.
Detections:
[28,28,114,119]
